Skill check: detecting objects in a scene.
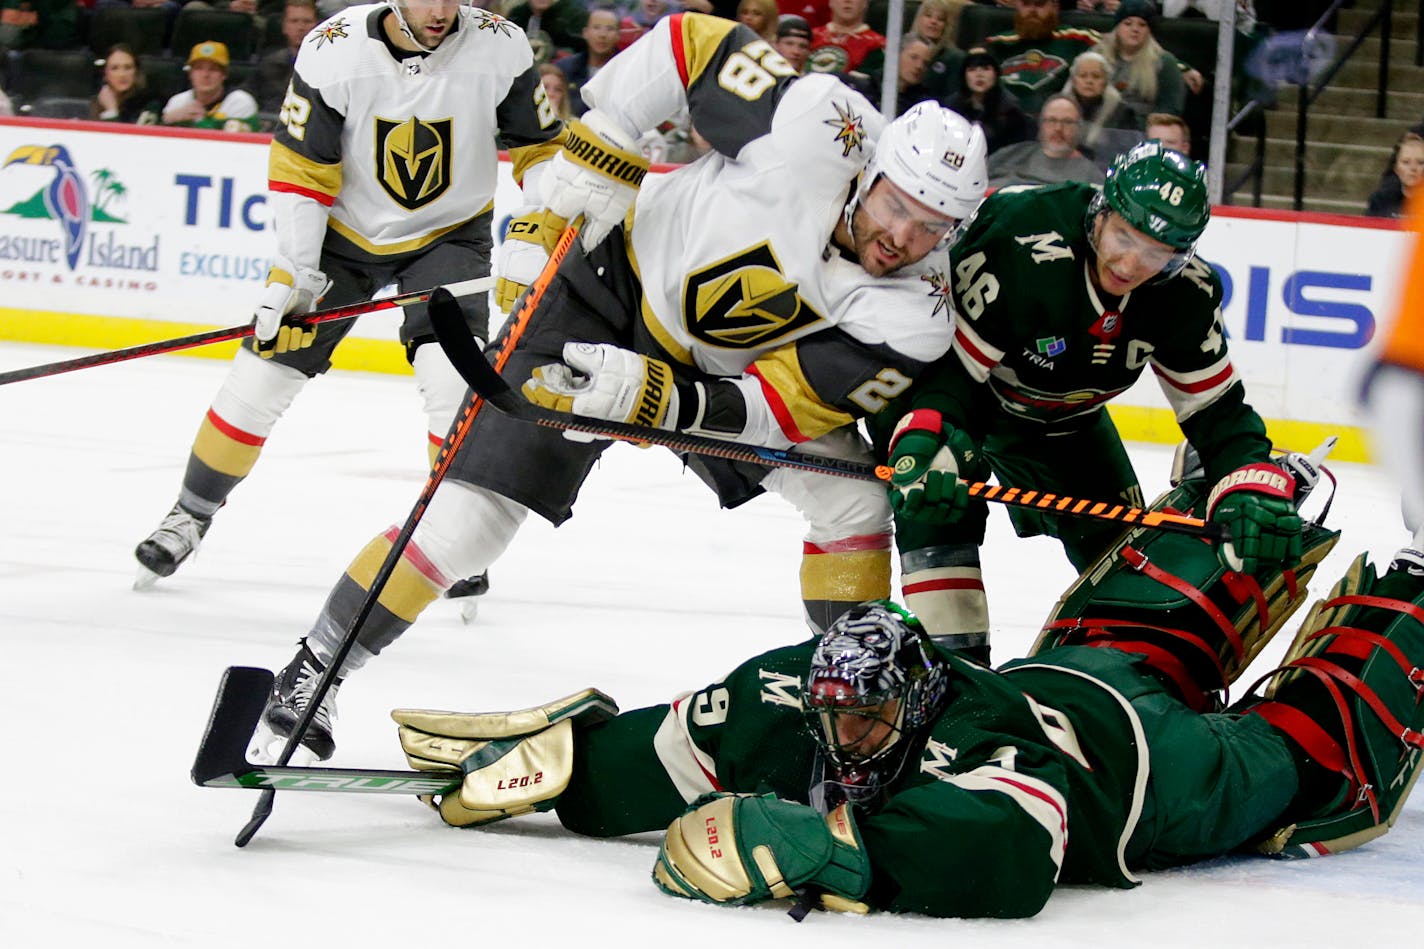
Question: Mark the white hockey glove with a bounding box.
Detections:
[522,342,680,439]
[494,206,566,314]
[542,110,649,251]
[253,256,331,358]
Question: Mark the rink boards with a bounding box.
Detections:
[0,116,1406,461]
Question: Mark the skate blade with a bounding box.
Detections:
[133,565,162,591]
[247,720,321,767]
[460,598,480,624]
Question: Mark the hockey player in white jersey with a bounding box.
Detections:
[133,0,564,613]
[250,12,989,762]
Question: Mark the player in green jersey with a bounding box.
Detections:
[875,142,1304,661]
[389,473,1424,919]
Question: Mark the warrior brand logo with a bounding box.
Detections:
[312,16,349,47]
[375,116,453,210]
[683,242,822,349]
[634,357,670,427]
[823,100,867,157]
[1206,463,1293,510]
[564,126,647,186]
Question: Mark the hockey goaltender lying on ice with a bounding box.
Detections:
[193,448,1424,919]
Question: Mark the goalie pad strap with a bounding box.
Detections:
[1121,544,1247,667]
[1309,624,1423,679]
[1250,700,1350,777]
[1089,638,1208,712]
[1045,616,1229,694]
[1290,655,1424,751]
[1327,593,1424,628]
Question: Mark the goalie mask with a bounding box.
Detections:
[845,102,988,254]
[804,601,949,806]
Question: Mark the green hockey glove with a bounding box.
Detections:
[1207,463,1303,574]
[653,793,872,913]
[887,409,979,525]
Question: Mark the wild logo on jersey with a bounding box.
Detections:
[1000,50,1069,91]
[375,116,452,210]
[682,243,823,349]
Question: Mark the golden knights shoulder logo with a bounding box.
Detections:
[374,116,452,210]
[682,242,822,349]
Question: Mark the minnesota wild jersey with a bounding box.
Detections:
[985,28,1100,115]
[578,14,956,444]
[269,4,561,265]
[556,634,1297,918]
[939,182,1271,480]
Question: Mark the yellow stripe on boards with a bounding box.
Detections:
[0,309,413,375]
[1104,404,1373,464]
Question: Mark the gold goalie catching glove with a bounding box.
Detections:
[493,206,567,314]
[653,793,873,914]
[542,110,648,251]
[391,688,618,828]
[522,342,679,437]
[252,255,331,358]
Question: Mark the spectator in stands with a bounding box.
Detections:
[1367,132,1424,220]
[162,41,260,132]
[807,0,884,74]
[91,43,161,124]
[248,0,318,114]
[1062,49,1141,167]
[987,92,1104,187]
[508,0,588,61]
[775,14,812,72]
[1,0,80,54]
[945,45,1031,155]
[984,0,1100,116]
[618,0,674,51]
[779,0,827,29]
[558,5,619,116]
[857,0,964,99]
[737,0,778,43]
[1092,0,1190,127]
[844,33,938,118]
[1144,110,1190,154]
[538,62,573,121]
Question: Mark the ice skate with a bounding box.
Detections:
[444,571,490,623]
[246,641,341,764]
[1388,545,1424,577]
[133,503,212,590]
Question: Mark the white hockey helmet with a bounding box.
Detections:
[854,102,989,236]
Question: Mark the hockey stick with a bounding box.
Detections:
[228,226,579,847]
[425,301,1227,543]
[192,666,460,796]
[0,276,494,386]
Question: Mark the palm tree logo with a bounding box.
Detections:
[89,168,129,223]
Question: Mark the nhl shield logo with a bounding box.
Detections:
[374,116,452,211]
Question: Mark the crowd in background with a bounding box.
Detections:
[0,0,1388,208]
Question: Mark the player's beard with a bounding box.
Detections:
[1014,8,1057,42]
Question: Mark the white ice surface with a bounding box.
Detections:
[1,343,1419,947]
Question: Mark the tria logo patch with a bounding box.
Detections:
[1035,336,1066,357]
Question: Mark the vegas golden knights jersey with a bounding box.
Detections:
[269,4,562,265]
[582,14,958,446]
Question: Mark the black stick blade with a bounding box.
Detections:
[191,666,273,786]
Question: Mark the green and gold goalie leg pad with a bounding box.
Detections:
[1032,475,1339,709]
[392,688,619,828]
[1241,553,1424,858]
